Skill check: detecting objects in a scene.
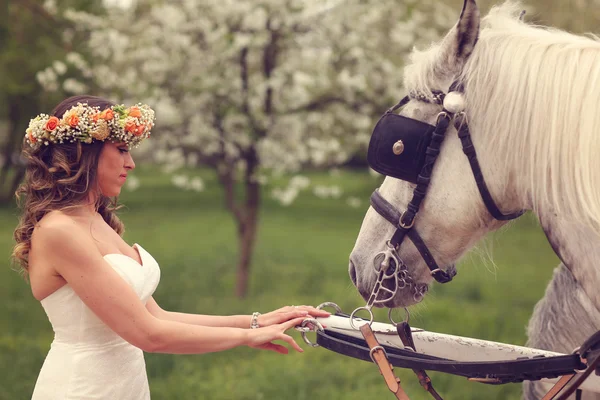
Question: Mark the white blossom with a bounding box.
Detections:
[47,0,454,205]
[346,197,362,208]
[313,185,343,199]
[125,175,141,191]
[52,61,67,75]
[187,177,205,192]
[171,174,188,189]
[271,187,299,206]
[63,78,87,94]
[289,175,311,190]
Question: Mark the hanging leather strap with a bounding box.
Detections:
[397,322,444,400]
[541,374,577,400]
[360,324,411,400]
[555,352,600,400]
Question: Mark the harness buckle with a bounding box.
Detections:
[430,269,454,283]
[399,212,415,229]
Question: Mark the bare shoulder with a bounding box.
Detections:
[32,211,100,266]
[34,211,83,245]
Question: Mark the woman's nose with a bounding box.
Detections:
[125,153,136,170]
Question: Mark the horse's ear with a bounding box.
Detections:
[436,0,480,77]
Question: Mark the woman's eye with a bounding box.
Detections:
[119,148,129,153]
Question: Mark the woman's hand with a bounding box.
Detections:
[247,317,308,354]
[257,305,330,328]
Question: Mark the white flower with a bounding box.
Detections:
[289,175,311,190]
[313,185,342,199]
[272,187,299,206]
[125,175,141,191]
[43,0,57,14]
[63,78,87,94]
[187,177,205,192]
[346,197,362,208]
[171,175,189,189]
[52,61,67,75]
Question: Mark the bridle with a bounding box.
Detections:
[364,82,524,310]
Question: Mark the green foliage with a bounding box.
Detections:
[0,167,560,400]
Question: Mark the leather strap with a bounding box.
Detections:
[370,190,457,283]
[360,324,411,400]
[317,328,585,383]
[541,374,576,400]
[455,118,524,221]
[397,322,444,400]
[555,351,600,400]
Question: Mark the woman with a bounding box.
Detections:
[12,95,329,399]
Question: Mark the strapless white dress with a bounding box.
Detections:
[31,244,161,400]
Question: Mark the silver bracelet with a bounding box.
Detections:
[251,312,261,329]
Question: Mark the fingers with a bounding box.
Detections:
[284,305,331,317]
[260,342,289,354]
[280,333,303,353]
[283,316,308,330]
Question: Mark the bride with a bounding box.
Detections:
[12,95,329,399]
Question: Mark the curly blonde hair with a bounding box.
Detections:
[12,95,125,276]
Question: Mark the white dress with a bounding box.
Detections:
[31,244,161,400]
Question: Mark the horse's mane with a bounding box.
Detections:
[406,1,600,233]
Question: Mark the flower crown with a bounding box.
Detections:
[25,102,155,149]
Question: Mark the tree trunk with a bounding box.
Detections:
[235,196,259,298]
[235,150,261,298]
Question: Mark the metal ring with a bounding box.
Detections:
[388,307,410,326]
[369,345,386,363]
[397,278,407,289]
[399,212,415,229]
[299,318,324,348]
[413,291,424,303]
[300,318,324,331]
[350,306,374,330]
[316,302,343,314]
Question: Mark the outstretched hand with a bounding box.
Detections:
[257,305,330,328]
[247,317,308,354]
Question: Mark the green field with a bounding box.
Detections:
[0,166,560,400]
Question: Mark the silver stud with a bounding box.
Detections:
[393,140,405,155]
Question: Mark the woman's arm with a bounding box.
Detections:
[145,298,254,328]
[35,220,304,355]
[146,298,329,329]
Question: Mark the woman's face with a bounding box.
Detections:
[97,142,135,197]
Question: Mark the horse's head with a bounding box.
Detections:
[349,0,526,308]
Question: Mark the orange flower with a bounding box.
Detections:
[91,113,100,123]
[45,116,59,131]
[27,130,37,143]
[125,119,137,133]
[134,124,146,136]
[100,109,114,120]
[66,114,79,128]
[128,107,141,118]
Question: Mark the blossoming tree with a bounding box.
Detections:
[43,0,455,297]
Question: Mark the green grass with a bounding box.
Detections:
[0,166,560,400]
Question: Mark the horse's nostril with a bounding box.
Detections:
[349,260,358,286]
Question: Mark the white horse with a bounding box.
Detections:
[348,1,600,398]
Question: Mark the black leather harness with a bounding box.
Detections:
[367,87,524,284]
[316,313,600,400]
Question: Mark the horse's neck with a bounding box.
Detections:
[539,212,600,310]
